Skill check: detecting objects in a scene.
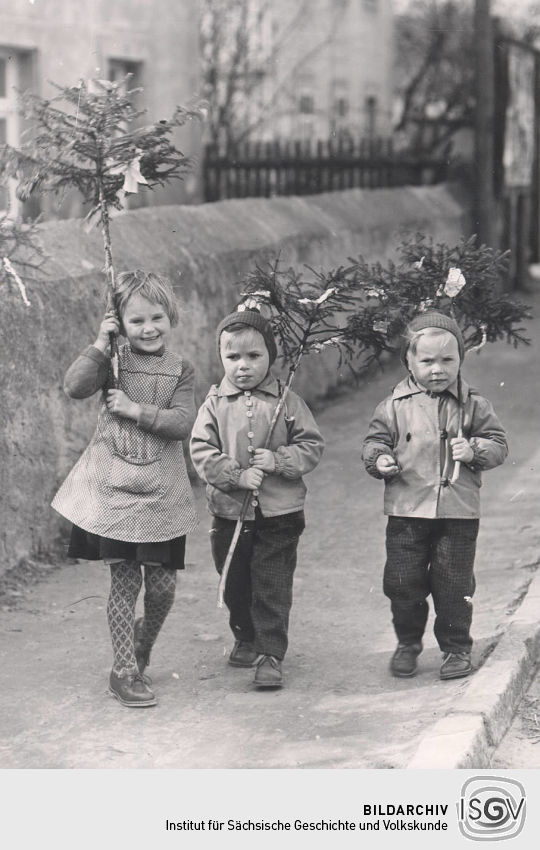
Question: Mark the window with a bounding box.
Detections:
[299,94,314,115]
[331,79,350,134]
[106,59,144,210]
[334,97,349,118]
[365,95,378,137]
[0,116,7,210]
[0,57,6,98]
[0,49,21,213]
[108,58,143,91]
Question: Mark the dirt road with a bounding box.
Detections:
[1,291,539,769]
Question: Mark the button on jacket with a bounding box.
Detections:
[190,374,324,519]
[362,376,508,519]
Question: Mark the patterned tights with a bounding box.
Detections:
[107,561,177,676]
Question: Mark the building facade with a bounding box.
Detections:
[0,0,201,217]
[268,0,394,142]
[215,0,394,144]
[200,0,394,148]
[1,0,395,216]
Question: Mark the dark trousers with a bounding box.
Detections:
[383,516,479,654]
[210,510,305,659]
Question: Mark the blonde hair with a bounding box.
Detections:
[405,326,456,357]
[114,270,180,327]
[219,325,266,351]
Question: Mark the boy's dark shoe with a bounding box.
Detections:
[253,654,282,688]
[228,640,257,668]
[440,651,472,680]
[390,642,423,677]
[109,670,157,707]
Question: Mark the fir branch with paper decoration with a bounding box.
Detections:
[1,77,206,380]
[348,233,531,355]
[2,78,204,216]
[235,234,531,380]
[237,258,390,379]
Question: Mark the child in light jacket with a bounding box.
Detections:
[190,308,324,689]
[363,311,507,681]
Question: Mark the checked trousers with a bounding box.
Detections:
[210,509,305,660]
[383,516,479,654]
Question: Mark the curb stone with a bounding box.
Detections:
[406,569,540,769]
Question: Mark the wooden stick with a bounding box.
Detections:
[451,372,464,484]
[98,183,119,386]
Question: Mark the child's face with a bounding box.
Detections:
[220,328,270,390]
[407,330,460,392]
[121,293,171,353]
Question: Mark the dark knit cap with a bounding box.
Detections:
[216,308,278,364]
[401,311,465,365]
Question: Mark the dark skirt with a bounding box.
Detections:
[67,525,186,570]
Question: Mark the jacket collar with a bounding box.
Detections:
[392,375,470,403]
[217,371,280,398]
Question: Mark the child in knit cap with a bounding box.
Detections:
[363,311,508,680]
[190,308,324,688]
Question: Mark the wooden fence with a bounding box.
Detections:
[203,137,448,202]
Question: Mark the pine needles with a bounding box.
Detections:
[2,78,204,221]
[237,234,532,378]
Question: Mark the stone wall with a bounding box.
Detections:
[0,184,471,573]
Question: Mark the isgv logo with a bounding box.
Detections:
[458,776,526,841]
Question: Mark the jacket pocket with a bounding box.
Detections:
[108,453,161,495]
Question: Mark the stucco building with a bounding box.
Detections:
[213,0,394,144]
[0,0,201,216]
[272,0,394,141]
[1,0,395,215]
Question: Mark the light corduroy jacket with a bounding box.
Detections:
[190,373,324,519]
[362,376,508,519]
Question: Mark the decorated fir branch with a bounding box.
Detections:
[346,233,531,355]
[236,257,378,371]
[1,77,205,381]
[232,234,532,374]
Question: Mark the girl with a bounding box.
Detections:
[52,270,198,707]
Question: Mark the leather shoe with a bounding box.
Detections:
[390,642,423,677]
[253,654,282,688]
[440,651,472,680]
[228,640,257,668]
[109,670,157,707]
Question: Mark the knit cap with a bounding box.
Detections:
[216,307,278,365]
[401,311,465,365]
